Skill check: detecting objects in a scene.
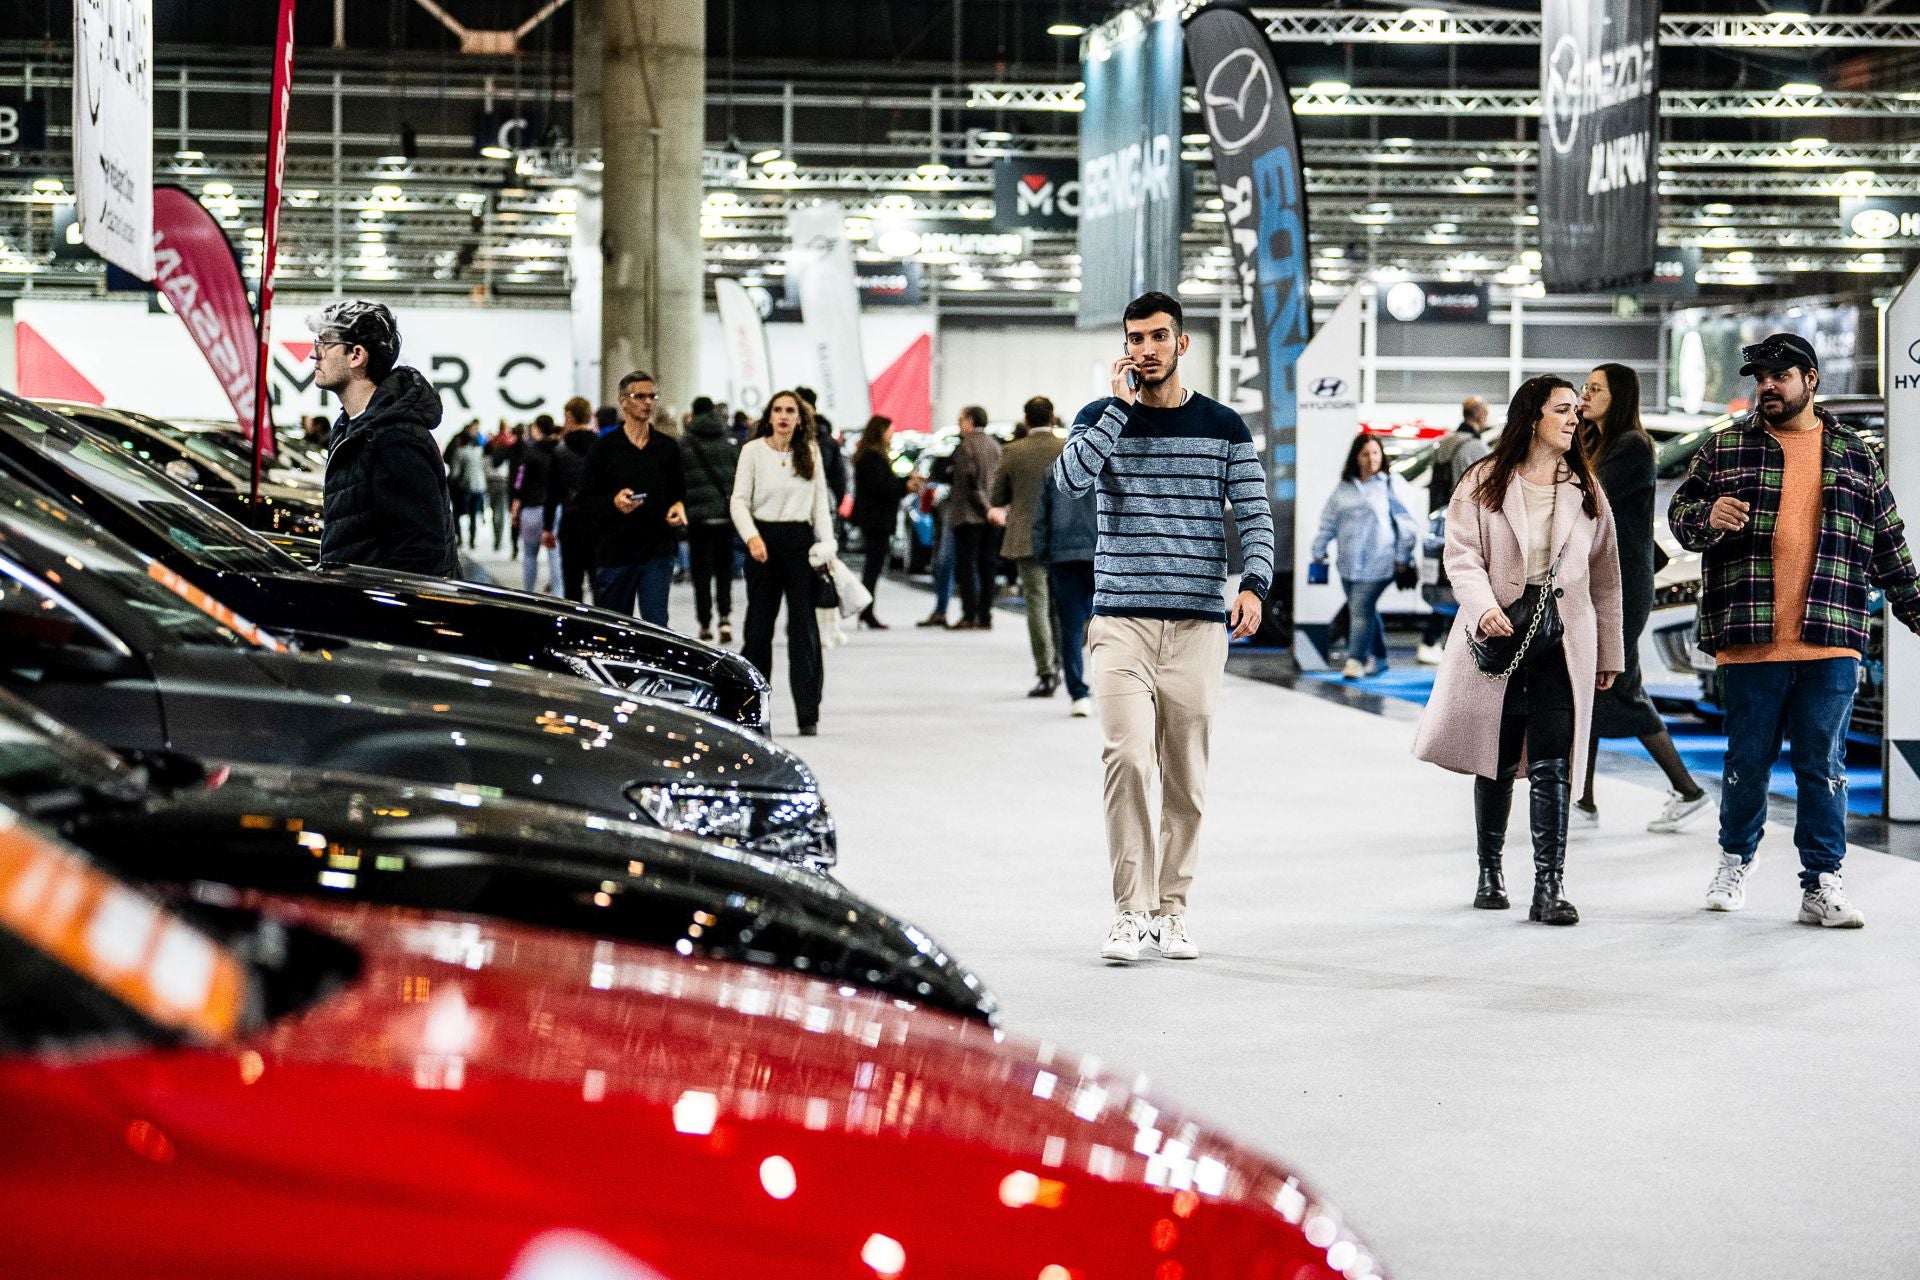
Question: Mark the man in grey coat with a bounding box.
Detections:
[990,396,1068,693]
[949,405,1004,630]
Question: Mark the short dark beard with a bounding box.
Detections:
[1142,355,1179,388]
[1757,384,1810,426]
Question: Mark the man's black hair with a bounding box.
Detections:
[1123,291,1184,335]
[961,405,989,429]
[793,385,818,407]
[691,395,715,415]
[617,370,654,394]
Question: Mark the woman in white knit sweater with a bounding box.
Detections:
[730,389,837,736]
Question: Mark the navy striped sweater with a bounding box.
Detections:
[1052,393,1275,622]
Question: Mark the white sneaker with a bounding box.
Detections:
[1571,802,1599,829]
[1704,851,1750,912]
[1341,658,1366,680]
[1416,642,1446,666]
[1648,789,1712,834]
[1151,913,1199,960]
[1100,911,1149,963]
[1798,872,1865,928]
[1070,698,1091,718]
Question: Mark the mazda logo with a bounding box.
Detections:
[1312,377,1347,398]
[1543,33,1582,157]
[1202,49,1273,157]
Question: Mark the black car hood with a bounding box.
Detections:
[59,764,993,1022]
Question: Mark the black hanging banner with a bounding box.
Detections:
[1184,3,1311,633]
[1540,0,1660,293]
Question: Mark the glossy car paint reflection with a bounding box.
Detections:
[0,393,770,732]
[0,488,834,870]
[0,818,1387,1280]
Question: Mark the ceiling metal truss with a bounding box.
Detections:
[1247,8,1920,49]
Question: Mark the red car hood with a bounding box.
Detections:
[0,897,1386,1280]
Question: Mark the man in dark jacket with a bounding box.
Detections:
[948,405,1004,630]
[548,396,598,603]
[1032,467,1098,717]
[308,300,458,577]
[794,386,849,511]
[511,415,559,594]
[679,395,740,642]
[577,370,688,626]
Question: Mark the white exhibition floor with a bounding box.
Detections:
[487,552,1920,1280]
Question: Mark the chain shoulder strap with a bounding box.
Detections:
[1480,557,1559,682]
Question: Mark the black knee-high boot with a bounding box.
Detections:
[1473,775,1514,910]
[1527,758,1578,925]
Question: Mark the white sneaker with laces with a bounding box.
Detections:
[1070,698,1092,718]
[1705,851,1750,912]
[1151,913,1199,960]
[1416,643,1445,666]
[1341,659,1366,680]
[1648,789,1711,833]
[1798,872,1865,928]
[1100,911,1148,963]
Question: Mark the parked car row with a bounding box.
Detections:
[0,390,1391,1276]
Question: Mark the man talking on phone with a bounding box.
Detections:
[1669,332,1920,928]
[1052,291,1274,964]
[578,370,689,626]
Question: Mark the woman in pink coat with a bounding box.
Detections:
[1412,375,1625,925]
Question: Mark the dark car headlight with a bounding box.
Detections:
[559,654,722,713]
[628,783,837,872]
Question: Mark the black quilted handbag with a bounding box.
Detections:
[1468,557,1564,679]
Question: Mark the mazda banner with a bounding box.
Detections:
[1540,0,1660,293]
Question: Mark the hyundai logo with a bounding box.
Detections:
[1312,377,1347,398]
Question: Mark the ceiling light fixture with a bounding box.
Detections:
[480,144,513,160]
[1779,82,1821,96]
[1047,23,1085,37]
[750,148,782,164]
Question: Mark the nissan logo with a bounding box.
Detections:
[1851,207,1900,240]
[1543,33,1583,157]
[1202,49,1273,157]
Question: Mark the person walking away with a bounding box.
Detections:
[443,420,488,550]
[1669,333,1920,927]
[949,406,1004,631]
[918,473,959,628]
[991,396,1068,694]
[549,397,599,603]
[1418,396,1493,664]
[1573,363,1709,831]
[850,415,909,629]
[307,299,459,577]
[1032,463,1099,718]
[577,372,689,625]
[794,386,850,528]
[511,415,561,594]
[1054,292,1274,964]
[732,390,836,736]
[484,421,519,554]
[680,395,741,643]
[1413,376,1624,925]
[1311,433,1418,679]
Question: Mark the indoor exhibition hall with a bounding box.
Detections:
[4,1,1920,1277]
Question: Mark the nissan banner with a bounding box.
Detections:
[149,185,261,436]
[1185,4,1312,631]
[715,277,776,416]
[1539,0,1660,293]
[249,0,296,468]
[1075,9,1184,327]
[789,203,871,427]
[73,0,154,277]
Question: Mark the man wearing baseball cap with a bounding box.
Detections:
[307,299,459,577]
[1669,332,1920,927]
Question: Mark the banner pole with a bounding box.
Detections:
[253,0,298,503]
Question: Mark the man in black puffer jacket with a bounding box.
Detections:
[308,300,459,577]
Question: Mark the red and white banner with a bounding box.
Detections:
[250,0,296,474]
[149,185,261,440]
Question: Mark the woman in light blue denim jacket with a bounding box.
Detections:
[1311,433,1418,678]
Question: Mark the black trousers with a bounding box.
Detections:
[1496,652,1575,778]
[558,520,594,604]
[953,523,998,624]
[858,520,892,602]
[686,522,735,627]
[743,522,823,728]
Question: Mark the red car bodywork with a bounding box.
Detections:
[0,837,1386,1279]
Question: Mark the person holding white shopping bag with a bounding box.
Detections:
[731,390,837,737]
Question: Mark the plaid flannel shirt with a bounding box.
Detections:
[1667,405,1920,655]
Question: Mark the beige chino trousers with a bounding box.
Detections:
[1088,615,1228,916]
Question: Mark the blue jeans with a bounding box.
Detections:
[1049,560,1096,701]
[518,507,561,595]
[1718,657,1857,889]
[931,520,957,613]
[595,555,676,627]
[1343,576,1392,668]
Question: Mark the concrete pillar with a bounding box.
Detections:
[572,0,605,401]
[601,0,705,408]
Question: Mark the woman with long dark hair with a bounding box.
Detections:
[849,414,907,629]
[1577,363,1709,831]
[1310,432,1418,678]
[1414,375,1625,925]
[731,390,836,736]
